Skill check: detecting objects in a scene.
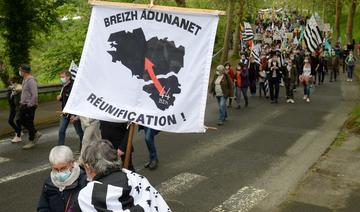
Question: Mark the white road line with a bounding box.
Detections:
[156,172,207,197]
[210,186,268,212]
[0,157,10,164]
[0,164,49,184]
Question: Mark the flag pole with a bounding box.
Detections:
[123,123,136,169]
[89,0,226,16]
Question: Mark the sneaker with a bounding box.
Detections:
[286,99,291,103]
[290,99,295,104]
[33,132,42,144]
[11,135,22,143]
[303,95,307,100]
[217,121,224,126]
[22,141,36,150]
[350,79,353,82]
[148,160,158,170]
[306,98,310,103]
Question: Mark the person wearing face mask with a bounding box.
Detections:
[7,77,23,143]
[345,51,356,82]
[330,50,340,82]
[76,139,170,212]
[37,146,87,212]
[57,70,84,150]
[267,53,282,104]
[284,58,296,103]
[210,65,233,125]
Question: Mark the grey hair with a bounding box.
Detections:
[81,139,122,176]
[49,145,74,165]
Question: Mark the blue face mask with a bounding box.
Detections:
[54,170,71,182]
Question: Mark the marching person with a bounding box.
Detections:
[267,53,282,104]
[77,139,170,212]
[210,65,233,125]
[300,56,312,103]
[7,77,22,143]
[235,63,249,108]
[57,70,84,150]
[18,64,42,149]
[100,121,135,171]
[248,56,259,96]
[224,62,235,108]
[37,146,88,212]
[345,50,356,82]
[284,58,296,103]
[330,50,339,82]
[139,126,160,170]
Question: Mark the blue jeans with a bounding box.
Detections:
[216,96,227,122]
[58,115,84,145]
[144,127,159,161]
[303,84,310,97]
[347,65,354,79]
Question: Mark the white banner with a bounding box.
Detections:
[63,5,219,133]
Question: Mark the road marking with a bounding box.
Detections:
[0,164,49,184]
[210,186,268,212]
[0,157,10,164]
[157,172,207,197]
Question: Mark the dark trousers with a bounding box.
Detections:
[249,81,257,95]
[19,106,37,141]
[8,106,21,137]
[269,78,280,101]
[259,82,266,97]
[317,71,325,84]
[285,78,294,99]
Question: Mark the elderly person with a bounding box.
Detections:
[37,146,87,212]
[209,65,233,125]
[77,139,170,211]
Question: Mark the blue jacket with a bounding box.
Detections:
[37,169,88,212]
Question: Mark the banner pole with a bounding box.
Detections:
[123,123,136,169]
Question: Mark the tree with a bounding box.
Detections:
[174,0,186,7]
[232,0,245,57]
[220,0,235,64]
[346,0,358,44]
[0,0,57,76]
[335,0,342,42]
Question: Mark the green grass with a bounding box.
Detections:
[332,131,348,148]
[0,91,59,110]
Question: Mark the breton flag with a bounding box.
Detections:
[251,43,261,65]
[63,3,219,133]
[304,15,323,53]
[242,22,254,41]
[68,60,78,80]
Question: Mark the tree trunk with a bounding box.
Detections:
[220,0,235,64]
[335,0,342,43]
[232,0,245,58]
[174,0,186,7]
[346,0,357,44]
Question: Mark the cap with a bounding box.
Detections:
[20,64,31,72]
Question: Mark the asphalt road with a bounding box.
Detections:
[0,73,357,212]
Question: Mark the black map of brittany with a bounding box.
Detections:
[107,28,185,111]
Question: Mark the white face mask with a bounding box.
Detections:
[60,77,67,84]
[19,71,23,77]
[216,71,220,75]
[53,169,72,182]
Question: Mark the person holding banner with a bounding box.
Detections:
[100,121,135,171]
[77,139,170,212]
[57,70,84,150]
[210,65,233,125]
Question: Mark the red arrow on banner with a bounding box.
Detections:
[144,57,165,96]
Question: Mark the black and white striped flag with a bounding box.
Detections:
[242,22,254,41]
[251,44,261,65]
[68,60,78,80]
[304,15,323,53]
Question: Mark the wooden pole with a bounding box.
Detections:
[89,0,226,16]
[123,123,136,169]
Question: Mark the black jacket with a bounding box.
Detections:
[37,169,88,212]
[60,80,74,110]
